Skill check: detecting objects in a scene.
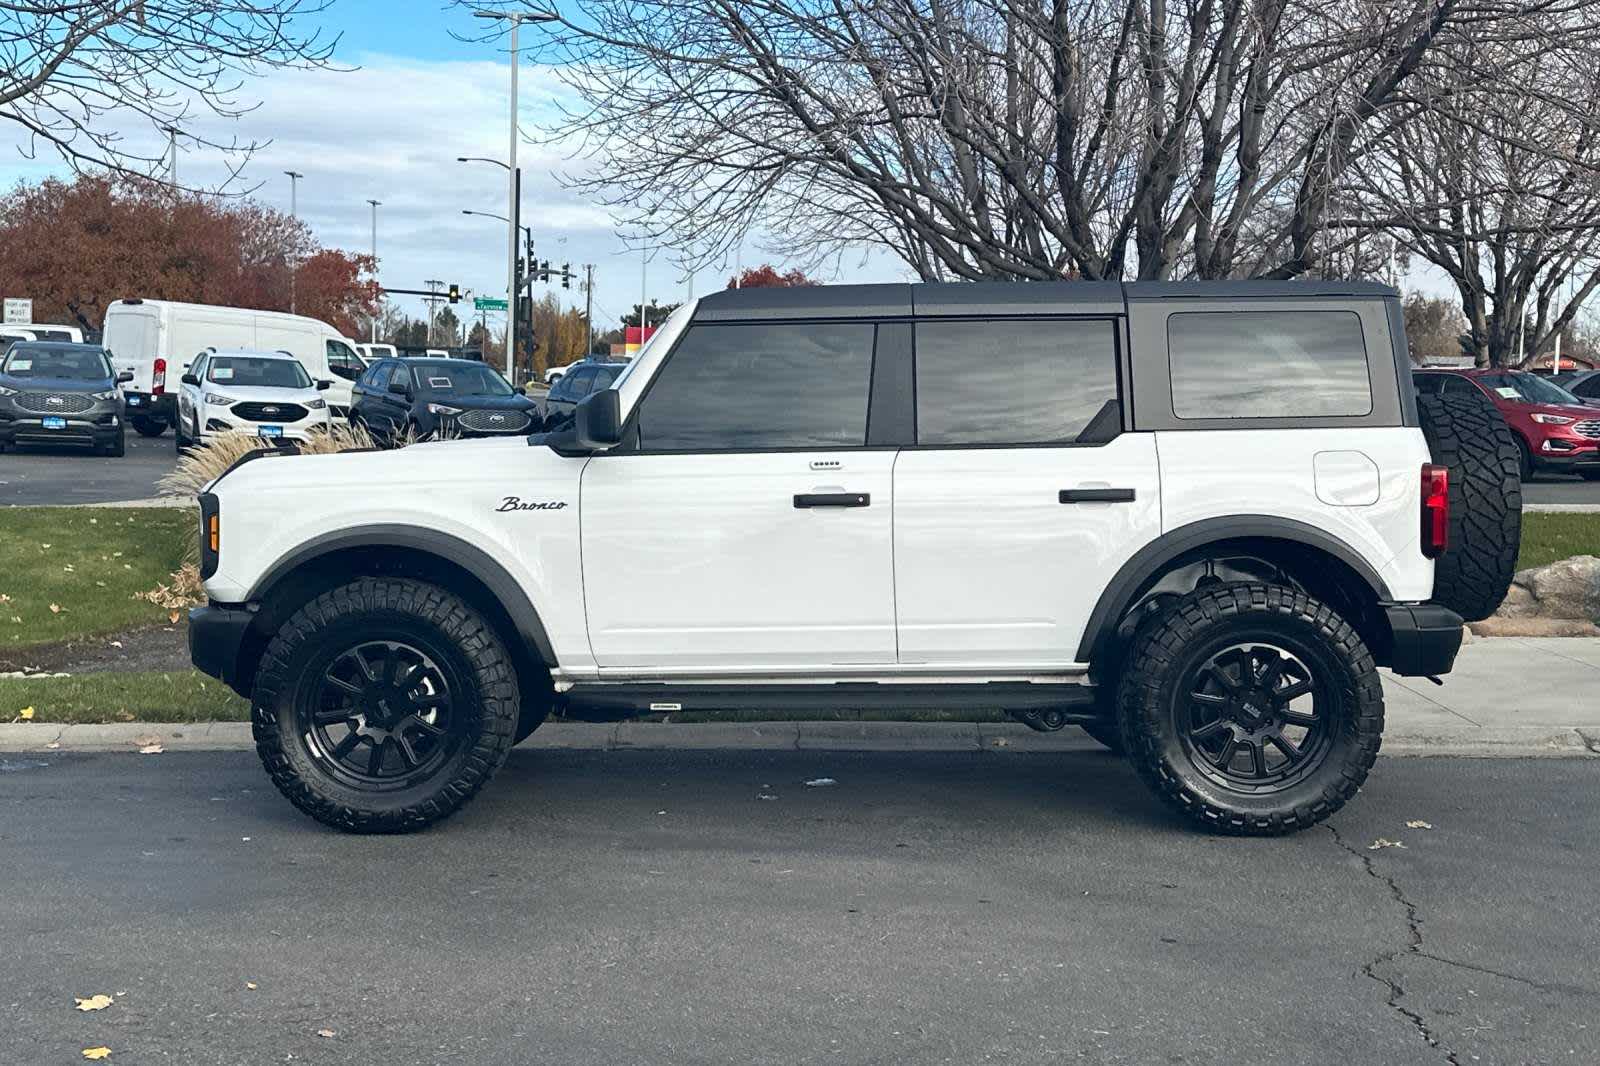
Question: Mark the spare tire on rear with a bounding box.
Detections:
[1416,392,1522,622]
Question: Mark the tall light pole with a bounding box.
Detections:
[472,9,558,378]
[285,170,304,314]
[367,199,382,342]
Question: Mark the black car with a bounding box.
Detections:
[536,358,626,431]
[0,342,132,457]
[1552,368,1600,403]
[350,358,537,445]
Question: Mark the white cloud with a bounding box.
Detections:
[0,50,907,332]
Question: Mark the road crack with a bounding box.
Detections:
[1326,823,1461,1065]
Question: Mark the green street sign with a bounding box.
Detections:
[474,297,508,311]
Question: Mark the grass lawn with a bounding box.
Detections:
[1518,512,1600,570]
[1,669,247,724]
[0,506,193,650]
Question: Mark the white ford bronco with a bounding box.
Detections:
[189,281,1521,835]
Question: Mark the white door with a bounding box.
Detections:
[892,317,1162,667]
[580,319,895,672]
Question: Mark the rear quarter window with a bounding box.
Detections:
[1168,310,1372,419]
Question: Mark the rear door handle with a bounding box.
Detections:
[795,493,871,508]
[1059,488,1136,503]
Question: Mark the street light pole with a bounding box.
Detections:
[285,170,304,315]
[584,264,595,356]
[367,199,382,342]
[161,125,181,187]
[473,9,556,378]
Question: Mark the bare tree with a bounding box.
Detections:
[1344,20,1600,366]
[474,0,1591,283]
[1,1,339,189]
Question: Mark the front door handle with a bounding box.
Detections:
[795,492,870,508]
[1060,488,1136,503]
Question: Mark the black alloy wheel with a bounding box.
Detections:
[303,639,462,789]
[1176,642,1331,791]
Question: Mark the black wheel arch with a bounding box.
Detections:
[231,526,557,700]
[1078,516,1396,670]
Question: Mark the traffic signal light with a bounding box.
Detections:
[541,260,551,282]
[447,283,461,303]
[562,263,570,289]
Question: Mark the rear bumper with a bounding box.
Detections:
[1384,603,1464,677]
[124,392,175,422]
[188,603,256,696]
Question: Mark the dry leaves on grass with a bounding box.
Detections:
[74,995,113,1012]
[136,563,205,611]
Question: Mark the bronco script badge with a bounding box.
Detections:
[497,497,568,512]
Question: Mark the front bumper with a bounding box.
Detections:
[189,603,256,697]
[201,411,331,442]
[1384,603,1464,677]
[0,403,122,447]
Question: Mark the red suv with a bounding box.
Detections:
[1414,368,1600,480]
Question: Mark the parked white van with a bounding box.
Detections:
[1,324,85,345]
[100,299,365,436]
[357,343,396,362]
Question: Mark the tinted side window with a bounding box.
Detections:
[593,367,618,391]
[562,367,598,400]
[1441,375,1480,397]
[915,319,1118,445]
[1412,374,1444,397]
[637,323,875,451]
[1168,311,1372,419]
[1575,375,1600,399]
[386,364,412,392]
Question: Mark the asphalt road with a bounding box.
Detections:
[3,429,1599,507]
[1,430,175,506]
[2,749,1594,1065]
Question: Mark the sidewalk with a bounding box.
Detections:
[2,638,1597,757]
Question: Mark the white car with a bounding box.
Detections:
[190,281,1521,836]
[174,348,332,448]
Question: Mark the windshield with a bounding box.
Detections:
[1479,371,1582,406]
[1,344,112,380]
[411,363,513,396]
[208,357,311,389]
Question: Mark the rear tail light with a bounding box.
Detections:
[152,357,167,395]
[1421,463,1449,558]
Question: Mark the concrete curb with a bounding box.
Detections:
[2,720,1595,758]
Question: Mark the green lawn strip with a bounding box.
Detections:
[0,506,193,649]
[1518,512,1600,570]
[1,669,247,724]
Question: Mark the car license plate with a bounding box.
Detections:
[259,425,284,438]
[42,416,66,430]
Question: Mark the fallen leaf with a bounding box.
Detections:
[168,611,181,624]
[1368,838,1407,850]
[112,551,123,558]
[1405,820,1434,830]
[0,593,10,603]
[139,744,164,755]
[75,994,114,1012]
[18,706,34,721]
[109,640,122,649]
[804,777,838,788]
[115,711,135,722]
[49,603,61,614]
[123,564,132,571]
[9,617,20,624]
[95,582,106,589]
[317,1029,336,1039]
[46,741,61,750]
[82,1049,111,1060]
[40,543,51,549]
[245,982,257,990]
[63,565,75,573]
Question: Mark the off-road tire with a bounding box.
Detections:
[252,577,519,833]
[1118,583,1384,836]
[131,415,167,438]
[1416,393,1522,621]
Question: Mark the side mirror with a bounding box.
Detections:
[574,389,623,450]
[388,381,411,398]
[181,373,200,387]
[316,379,332,391]
[116,371,134,384]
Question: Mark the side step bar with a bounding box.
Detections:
[557,681,1100,723]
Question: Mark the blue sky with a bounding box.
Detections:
[0,0,906,337]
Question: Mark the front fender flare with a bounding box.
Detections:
[246,524,557,669]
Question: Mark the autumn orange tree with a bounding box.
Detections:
[0,174,380,335]
[727,264,818,289]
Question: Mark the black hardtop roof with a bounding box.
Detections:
[693,279,1398,321]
